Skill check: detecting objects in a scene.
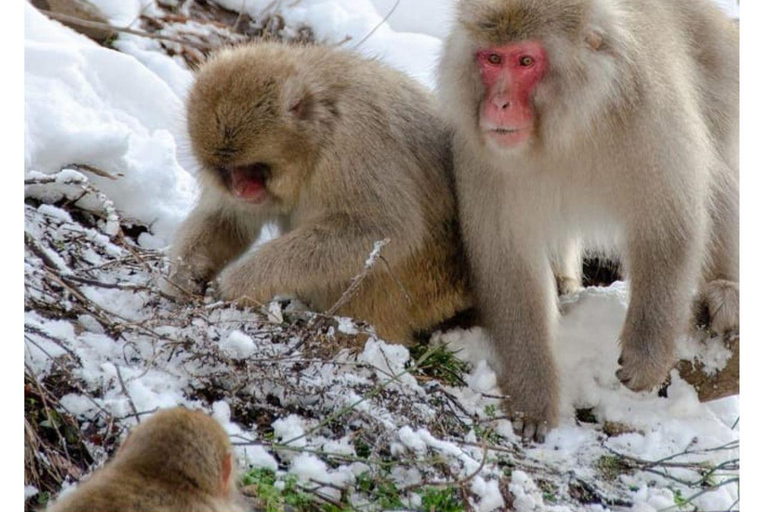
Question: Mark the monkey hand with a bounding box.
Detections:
[216,258,269,308]
[499,378,558,443]
[616,334,676,392]
[161,255,213,299]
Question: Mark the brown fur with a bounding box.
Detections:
[438,0,738,441]
[165,42,472,342]
[47,408,245,512]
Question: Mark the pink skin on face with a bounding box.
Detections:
[476,41,548,148]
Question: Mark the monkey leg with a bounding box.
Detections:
[697,165,739,335]
[696,279,739,335]
[551,237,583,296]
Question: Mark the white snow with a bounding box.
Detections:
[221,330,257,360]
[214,0,443,87]
[24,4,196,245]
[272,415,309,448]
[87,0,160,27]
[359,338,419,388]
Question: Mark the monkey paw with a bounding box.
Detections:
[556,275,582,296]
[696,280,739,335]
[501,394,558,443]
[511,413,552,444]
[615,344,675,392]
[160,258,210,299]
[217,261,266,307]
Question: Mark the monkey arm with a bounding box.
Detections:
[216,213,414,306]
[469,231,560,442]
[616,212,706,392]
[164,199,265,296]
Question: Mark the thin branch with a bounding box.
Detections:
[323,238,390,318]
[37,9,215,50]
[353,0,401,49]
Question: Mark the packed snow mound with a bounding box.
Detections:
[24,5,196,246]
[214,0,444,87]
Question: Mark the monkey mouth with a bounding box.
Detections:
[490,127,524,134]
[222,163,271,202]
[484,125,533,147]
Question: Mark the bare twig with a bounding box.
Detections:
[323,238,391,318]
[115,365,142,425]
[37,9,215,49]
[353,0,401,49]
[403,438,489,492]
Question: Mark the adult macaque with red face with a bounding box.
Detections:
[438,0,739,441]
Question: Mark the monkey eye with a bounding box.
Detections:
[519,56,534,67]
[487,53,502,65]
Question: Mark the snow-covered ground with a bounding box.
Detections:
[24,1,740,511]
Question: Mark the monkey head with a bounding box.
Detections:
[116,407,235,498]
[440,0,631,156]
[187,44,338,212]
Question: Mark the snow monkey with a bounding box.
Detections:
[47,407,246,512]
[438,0,739,441]
[165,42,472,342]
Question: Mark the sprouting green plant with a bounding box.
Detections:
[417,487,464,512]
[408,343,470,386]
[355,471,404,509]
[241,468,315,512]
[538,480,557,503]
[595,455,623,481]
[672,488,688,508]
[36,491,51,506]
[354,438,372,459]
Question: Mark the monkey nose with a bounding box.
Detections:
[492,97,512,110]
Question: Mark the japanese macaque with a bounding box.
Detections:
[47,407,246,512]
[165,42,472,342]
[438,0,739,441]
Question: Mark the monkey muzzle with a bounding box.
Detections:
[222,163,270,203]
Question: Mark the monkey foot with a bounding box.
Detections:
[615,349,675,392]
[696,280,739,335]
[512,415,551,444]
[556,275,583,296]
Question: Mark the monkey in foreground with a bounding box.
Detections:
[438,0,738,441]
[165,42,474,342]
[47,407,245,512]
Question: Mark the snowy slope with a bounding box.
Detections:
[24,0,740,510]
[25,6,196,246]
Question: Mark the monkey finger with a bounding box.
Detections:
[615,366,657,393]
[512,416,549,443]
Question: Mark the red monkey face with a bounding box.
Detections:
[476,40,548,149]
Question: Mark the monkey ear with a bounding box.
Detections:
[283,76,318,122]
[220,453,233,496]
[289,92,315,121]
[585,29,605,51]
